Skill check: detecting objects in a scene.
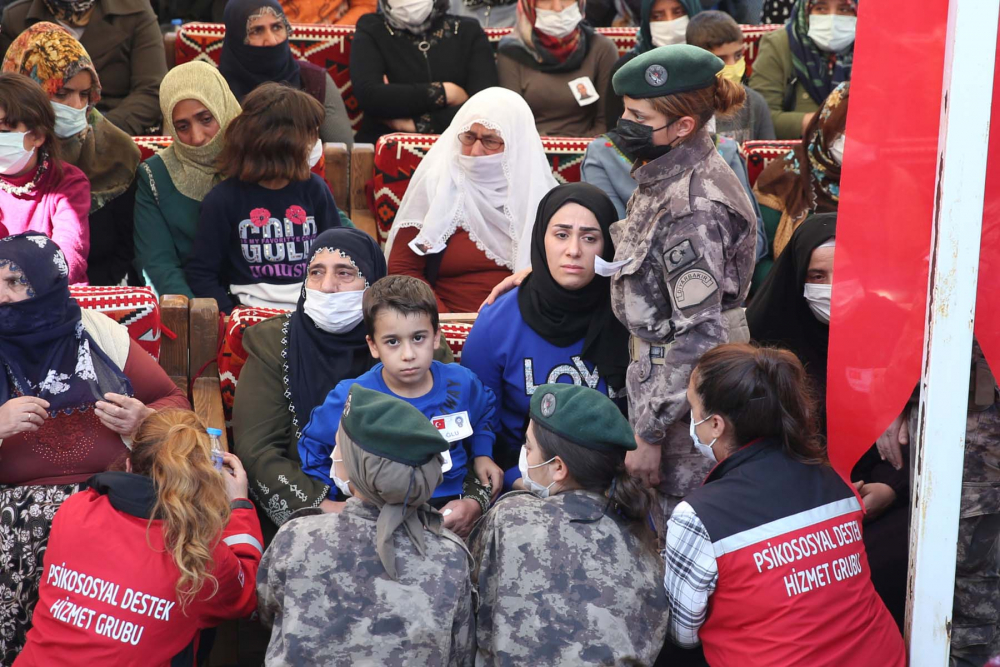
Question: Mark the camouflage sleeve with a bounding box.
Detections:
[256,524,294,629]
[469,505,501,662]
[463,465,492,515]
[635,208,728,443]
[449,570,476,667]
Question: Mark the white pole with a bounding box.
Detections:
[906,0,1000,663]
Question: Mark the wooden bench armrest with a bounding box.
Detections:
[350,143,377,240]
[189,297,220,381]
[159,294,189,391]
[164,32,176,70]
[192,377,229,451]
[324,142,350,213]
[440,312,478,325]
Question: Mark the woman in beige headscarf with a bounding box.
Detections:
[133,61,241,298]
[1,22,141,286]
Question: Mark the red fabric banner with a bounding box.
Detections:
[825,0,949,478]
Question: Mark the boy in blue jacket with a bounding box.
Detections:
[299,275,503,511]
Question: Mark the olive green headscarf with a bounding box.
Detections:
[158,61,242,201]
[340,426,444,581]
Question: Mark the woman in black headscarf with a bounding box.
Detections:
[746,213,908,630]
[218,0,353,147]
[462,182,630,489]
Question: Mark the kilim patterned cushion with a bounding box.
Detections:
[218,307,475,423]
[173,24,781,136]
[175,23,360,132]
[69,286,161,360]
[370,133,591,245]
[741,139,801,187]
[132,136,173,162]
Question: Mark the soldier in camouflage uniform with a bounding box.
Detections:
[471,384,669,666]
[257,386,475,667]
[607,46,757,524]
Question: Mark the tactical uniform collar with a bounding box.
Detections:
[632,128,716,186]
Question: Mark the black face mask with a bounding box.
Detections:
[615,118,678,163]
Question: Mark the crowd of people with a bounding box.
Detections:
[0,0,997,665]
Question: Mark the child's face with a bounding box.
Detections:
[367,309,440,392]
[710,41,745,67]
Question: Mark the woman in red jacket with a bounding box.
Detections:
[15,409,264,666]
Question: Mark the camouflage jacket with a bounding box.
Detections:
[611,129,757,445]
[470,490,669,666]
[257,500,476,666]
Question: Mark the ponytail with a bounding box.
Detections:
[533,422,658,554]
[712,75,746,118]
[649,75,747,135]
[694,343,826,464]
[129,409,231,613]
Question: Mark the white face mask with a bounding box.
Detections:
[808,14,857,53]
[594,255,633,277]
[828,133,845,166]
[331,454,352,497]
[388,0,435,24]
[52,102,89,139]
[518,445,557,498]
[534,3,582,39]
[649,15,689,48]
[303,287,365,333]
[457,152,507,187]
[803,282,832,323]
[690,411,718,463]
[0,131,36,176]
[307,138,323,168]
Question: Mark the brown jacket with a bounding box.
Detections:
[1,0,167,134]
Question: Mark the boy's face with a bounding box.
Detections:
[710,41,745,66]
[366,309,440,391]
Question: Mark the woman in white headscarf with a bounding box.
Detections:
[386,87,558,313]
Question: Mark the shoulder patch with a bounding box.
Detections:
[673,269,718,309]
[663,239,698,273]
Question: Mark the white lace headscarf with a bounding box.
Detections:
[384,87,558,272]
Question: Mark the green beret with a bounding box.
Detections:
[529,384,636,453]
[613,44,724,99]
[341,385,448,466]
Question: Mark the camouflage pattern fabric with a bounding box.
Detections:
[257,500,475,666]
[470,490,669,666]
[609,129,757,502]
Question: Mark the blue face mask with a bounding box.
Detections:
[690,410,717,463]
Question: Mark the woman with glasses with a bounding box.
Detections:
[385,87,557,313]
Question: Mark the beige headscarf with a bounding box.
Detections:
[340,426,444,581]
[158,61,242,201]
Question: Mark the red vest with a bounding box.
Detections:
[686,441,906,667]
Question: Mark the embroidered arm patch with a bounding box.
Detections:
[664,239,699,273]
[672,269,719,310]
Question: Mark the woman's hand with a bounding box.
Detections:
[95,393,155,436]
[441,498,482,538]
[854,480,897,522]
[221,452,249,501]
[386,118,417,133]
[480,268,532,310]
[473,456,504,501]
[876,408,909,471]
[801,112,816,136]
[0,396,50,439]
[442,82,469,107]
[626,435,662,488]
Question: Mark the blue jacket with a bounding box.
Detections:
[461,288,621,488]
[298,361,498,500]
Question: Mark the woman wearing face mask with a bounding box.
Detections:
[385,88,557,313]
[749,0,857,139]
[3,23,140,287]
[0,73,89,285]
[496,0,619,137]
[664,342,906,665]
[0,0,167,136]
[0,232,189,662]
[447,0,517,28]
[471,383,668,665]
[350,0,498,143]
[133,62,242,299]
[608,46,756,529]
[218,0,354,148]
[461,184,629,491]
[752,81,848,287]
[746,213,911,630]
[604,0,701,128]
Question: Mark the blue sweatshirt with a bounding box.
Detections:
[185,174,341,313]
[298,361,498,500]
[461,288,620,488]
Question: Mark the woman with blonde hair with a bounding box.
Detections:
[16,409,263,665]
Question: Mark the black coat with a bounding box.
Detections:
[350,13,498,143]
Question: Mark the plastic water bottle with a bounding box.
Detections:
[207,428,224,470]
